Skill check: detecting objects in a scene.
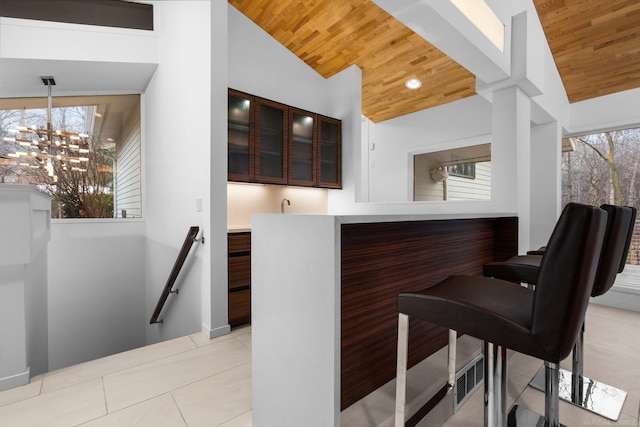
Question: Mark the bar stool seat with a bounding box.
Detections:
[395,203,608,427]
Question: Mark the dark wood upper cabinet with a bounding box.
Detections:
[228,90,254,182]
[255,98,288,184]
[317,115,342,189]
[228,89,341,189]
[288,108,316,187]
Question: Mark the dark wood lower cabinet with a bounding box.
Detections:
[228,232,251,328]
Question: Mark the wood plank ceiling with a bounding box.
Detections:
[534,0,640,103]
[229,0,476,123]
[231,0,640,122]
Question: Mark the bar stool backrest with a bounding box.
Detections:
[531,203,607,362]
[592,205,637,296]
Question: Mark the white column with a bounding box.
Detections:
[491,86,532,253]
[530,121,562,249]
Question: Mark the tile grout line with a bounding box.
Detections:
[216,409,252,427]
[235,335,252,351]
[169,391,189,426]
[70,377,109,427]
[102,359,253,417]
[39,341,202,396]
[101,376,109,415]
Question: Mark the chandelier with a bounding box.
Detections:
[2,76,91,182]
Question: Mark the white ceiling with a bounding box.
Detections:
[0,58,157,98]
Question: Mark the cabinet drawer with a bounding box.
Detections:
[229,256,251,290]
[229,288,251,327]
[228,232,251,252]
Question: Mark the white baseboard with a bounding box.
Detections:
[591,284,640,312]
[201,323,231,339]
[0,367,30,392]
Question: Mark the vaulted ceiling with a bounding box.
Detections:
[228,0,476,123]
[533,0,640,103]
[230,0,640,123]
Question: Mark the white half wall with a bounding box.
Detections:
[47,221,146,370]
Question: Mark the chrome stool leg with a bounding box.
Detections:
[545,361,560,427]
[509,361,566,427]
[448,329,457,388]
[395,313,409,427]
[484,342,507,427]
[571,327,584,404]
[529,322,627,420]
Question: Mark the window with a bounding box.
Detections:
[448,162,475,179]
[562,127,640,265]
[0,94,141,219]
[413,143,491,201]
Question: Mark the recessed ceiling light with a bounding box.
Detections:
[405,78,422,90]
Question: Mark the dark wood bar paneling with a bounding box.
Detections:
[340,217,518,409]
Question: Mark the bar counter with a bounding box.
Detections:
[251,213,518,427]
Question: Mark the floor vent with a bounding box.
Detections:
[454,354,484,412]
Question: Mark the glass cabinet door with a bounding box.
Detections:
[288,109,315,186]
[317,115,341,188]
[228,90,253,182]
[255,99,288,184]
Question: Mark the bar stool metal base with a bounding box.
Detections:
[529,367,627,421]
[508,405,567,427]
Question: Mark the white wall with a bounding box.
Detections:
[47,221,146,370]
[143,1,215,344]
[367,95,492,203]
[228,184,328,229]
[228,5,347,120]
[23,248,48,376]
[209,0,231,339]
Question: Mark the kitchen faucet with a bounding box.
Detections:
[281,198,290,213]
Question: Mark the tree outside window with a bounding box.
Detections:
[563,127,640,264]
[0,95,141,219]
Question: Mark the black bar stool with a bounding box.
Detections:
[395,203,607,427]
[483,204,636,421]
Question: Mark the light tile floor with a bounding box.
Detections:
[0,304,638,426]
